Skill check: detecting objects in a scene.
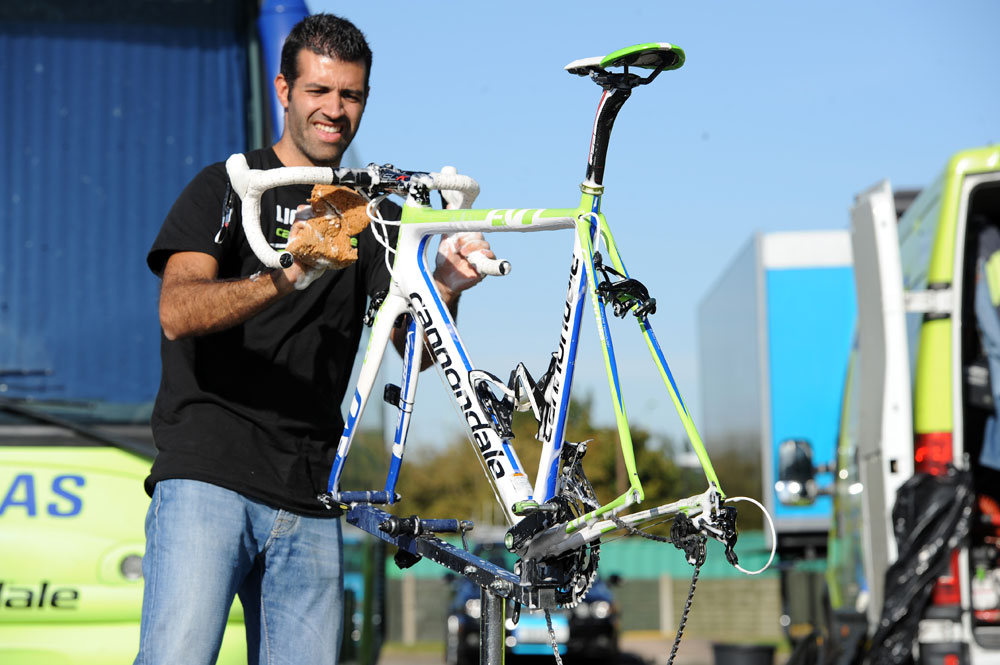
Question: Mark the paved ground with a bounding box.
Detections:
[619,634,714,664]
[379,633,780,665]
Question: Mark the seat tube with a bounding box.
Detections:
[533,231,590,501]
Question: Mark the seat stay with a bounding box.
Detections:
[595,217,724,493]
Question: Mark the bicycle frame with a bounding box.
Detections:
[226,42,737,563]
[326,189,722,534]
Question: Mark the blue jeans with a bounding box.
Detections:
[134,479,344,665]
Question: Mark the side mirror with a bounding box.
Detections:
[775,438,819,506]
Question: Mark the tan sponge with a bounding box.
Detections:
[285,185,372,270]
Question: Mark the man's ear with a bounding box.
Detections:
[275,74,290,110]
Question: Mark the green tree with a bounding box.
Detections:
[391,396,705,528]
[700,432,765,530]
[337,427,388,491]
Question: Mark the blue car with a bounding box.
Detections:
[444,541,620,665]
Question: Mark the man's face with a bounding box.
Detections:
[275,49,368,167]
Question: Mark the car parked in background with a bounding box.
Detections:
[444,540,620,665]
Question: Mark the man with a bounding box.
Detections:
[976,216,1000,472]
[135,13,490,665]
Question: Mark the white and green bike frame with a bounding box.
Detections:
[226,43,736,563]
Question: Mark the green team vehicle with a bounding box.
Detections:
[0,400,383,664]
[779,145,1000,664]
[0,402,249,663]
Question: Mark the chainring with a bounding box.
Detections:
[557,541,600,608]
[554,440,603,608]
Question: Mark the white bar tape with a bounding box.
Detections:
[430,170,480,208]
[468,250,511,276]
[225,154,335,269]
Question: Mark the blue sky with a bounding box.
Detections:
[306,0,1000,450]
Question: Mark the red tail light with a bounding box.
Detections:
[931,550,962,607]
[914,431,953,475]
[917,433,962,609]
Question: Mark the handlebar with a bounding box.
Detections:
[224,153,483,270]
[468,252,511,276]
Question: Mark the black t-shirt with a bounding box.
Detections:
[146,147,400,516]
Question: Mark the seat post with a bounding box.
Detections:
[584,87,632,187]
[570,43,684,188]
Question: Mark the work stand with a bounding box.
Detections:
[347,504,556,665]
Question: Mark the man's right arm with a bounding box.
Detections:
[158,251,305,340]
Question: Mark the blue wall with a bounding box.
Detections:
[0,2,253,409]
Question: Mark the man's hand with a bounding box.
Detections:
[394,167,492,366]
[433,232,494,300]
[433,166,493,301]
[284,206,327,290]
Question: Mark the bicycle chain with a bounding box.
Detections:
[544,609,565,665]
[540,543,598,665]
[666,562,701,665]
[611,512,707,664]
[611,514,670,542]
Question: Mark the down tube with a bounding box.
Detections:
[597,221,722,491]
[411,234,535,524]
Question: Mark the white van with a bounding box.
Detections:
[779,145,1000,664]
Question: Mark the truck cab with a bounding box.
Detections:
[780,145,1000,663]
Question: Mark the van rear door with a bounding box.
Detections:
[848,180,916,625]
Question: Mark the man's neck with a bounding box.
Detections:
[271,138,340,169]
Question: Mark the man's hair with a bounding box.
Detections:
[280,13,373,90]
